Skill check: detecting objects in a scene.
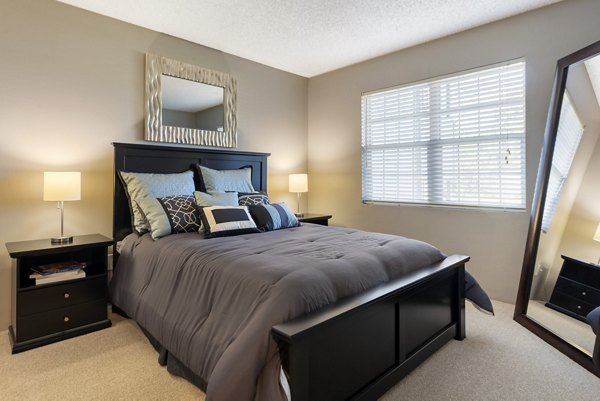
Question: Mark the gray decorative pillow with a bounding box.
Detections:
[197,165,255,193]
[194,191,239,207]
[119,170,195,233]
[200,206,260,238]
[136,195,201,240]
[238,192,270,206]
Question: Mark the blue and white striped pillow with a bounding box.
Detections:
[248,202,299,232]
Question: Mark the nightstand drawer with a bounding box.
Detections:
[16,300,107,342]
[17,276,106,317]
[549,291,597,317]
[560,262,600,288]
[554,278,600,305]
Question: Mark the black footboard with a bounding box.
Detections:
[272,255,468,401]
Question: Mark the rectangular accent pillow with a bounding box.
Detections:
[248,202,299,232]
[200,206,261,238]
[197,165,255,193]
[238,192,270,206]
[136,195,201,240]
[194,191,239,207]
[119,170,195,233]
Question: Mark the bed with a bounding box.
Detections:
[110,142,469,401]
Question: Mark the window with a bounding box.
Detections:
[541,92,584,232]
[361,60,526,209]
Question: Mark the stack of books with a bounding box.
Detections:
[29,260,86,285]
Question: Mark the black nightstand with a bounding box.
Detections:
[5,234,112,353]
[546,255,600,322]
[298,213,332,226]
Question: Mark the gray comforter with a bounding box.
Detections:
[109,224,445,401]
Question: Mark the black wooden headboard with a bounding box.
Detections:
[113,142,270,246]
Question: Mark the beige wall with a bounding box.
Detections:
[3,0,600,329]
[0,0,308,328]
[307,0,600,303]
[544,135,600,295]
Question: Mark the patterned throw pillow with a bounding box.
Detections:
[200,206,261,238]
[135,195,201,240]
[248,202,299,232]
[238,192,270,206]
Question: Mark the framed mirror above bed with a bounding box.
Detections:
[145,53,237,147]
[514,39,600,376]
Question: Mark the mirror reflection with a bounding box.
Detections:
[161,74,225,132]
[527,54,600,356]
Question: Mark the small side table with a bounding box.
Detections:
[298,213,332,226]
[5,234,112,353]
[545,255,600,322]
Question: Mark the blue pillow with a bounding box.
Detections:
[248,203,299,232]
[119,170,195,234]
[587,306,600,334]
[465,271,494,315]
[136,195,201,240]
[194,191,239,207]
[197,165,255,193]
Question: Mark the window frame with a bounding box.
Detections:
[361,59,527,211]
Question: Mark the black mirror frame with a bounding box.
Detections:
[514,39,600,377]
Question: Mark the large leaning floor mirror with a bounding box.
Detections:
[515,39,600,376]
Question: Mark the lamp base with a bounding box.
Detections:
[294,213,305,218]
[51,236,73,244]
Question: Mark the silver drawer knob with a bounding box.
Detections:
[64,292,70,299]
[63,316,70,322]
[577,305,582,309]
[581,291,586,296]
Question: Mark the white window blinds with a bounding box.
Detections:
[541,92,584,232]
[361,60,526,209]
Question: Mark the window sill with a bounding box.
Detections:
[362,200,527,213]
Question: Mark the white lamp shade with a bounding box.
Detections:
[43,172,81,201]
[594,223,600,242]
[289,174,308,193]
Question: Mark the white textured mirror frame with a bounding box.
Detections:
[145,53,237,147]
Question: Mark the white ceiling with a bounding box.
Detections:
[58,0,562,77]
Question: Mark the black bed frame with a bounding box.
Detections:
[112,142,468,401]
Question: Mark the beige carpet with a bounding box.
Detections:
[0,313,204,401]
[527,300,596,355]
[0,302,598,400]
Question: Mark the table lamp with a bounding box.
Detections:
[44,172,81,244]
[289,173,308,217]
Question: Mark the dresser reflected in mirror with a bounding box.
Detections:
[515,39,600,376]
